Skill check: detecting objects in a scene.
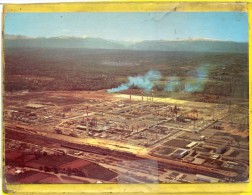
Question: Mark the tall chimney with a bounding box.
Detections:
[86,118,89,134]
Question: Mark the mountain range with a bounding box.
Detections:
[4,34,248,53]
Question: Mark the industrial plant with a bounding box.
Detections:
[4,87,249,183]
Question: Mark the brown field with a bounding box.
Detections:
[60,176,90,183]
[5,171,50,184]
[5,147,118,183]
[37,176,64,183]
[4,90,114,109]
[18,172,50,183]
[22,155,36,163]
[6,75,55,81]
[24,162,43,169]
[50,90,112,100]
[164,139,191,148]
[25,155,78,167]
[59,159,91,169]
[5,170,90,184]
[82,163,117,181]
[5,130,62,148]
[5,151,22,161]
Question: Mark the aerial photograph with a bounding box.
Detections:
[3,12,248,184]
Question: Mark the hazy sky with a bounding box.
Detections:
[5,12,248,42]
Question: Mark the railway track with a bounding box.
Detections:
[5,124,238,180]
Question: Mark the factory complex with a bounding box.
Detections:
[4,90,249,183]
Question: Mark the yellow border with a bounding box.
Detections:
[4,2,248,12]
[2,1,252,195]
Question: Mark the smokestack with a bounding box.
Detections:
[86,106,89,117]
[86,118,89,134]
[193,120,196,133]
[129,93,132,111]
[141,91,144,110]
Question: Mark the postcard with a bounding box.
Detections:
[2,1,251,195]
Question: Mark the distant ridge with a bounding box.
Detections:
[4,34,248,53]
[128,40,247,53]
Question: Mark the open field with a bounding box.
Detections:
[5,140,118,183]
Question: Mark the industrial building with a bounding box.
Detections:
[186,142,198,149]
[216,144,228,154]
[195,174,220,183]
[172,149,189,159]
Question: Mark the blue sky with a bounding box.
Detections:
[5,12,248,42]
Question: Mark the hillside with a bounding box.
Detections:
[4,35,248,53]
